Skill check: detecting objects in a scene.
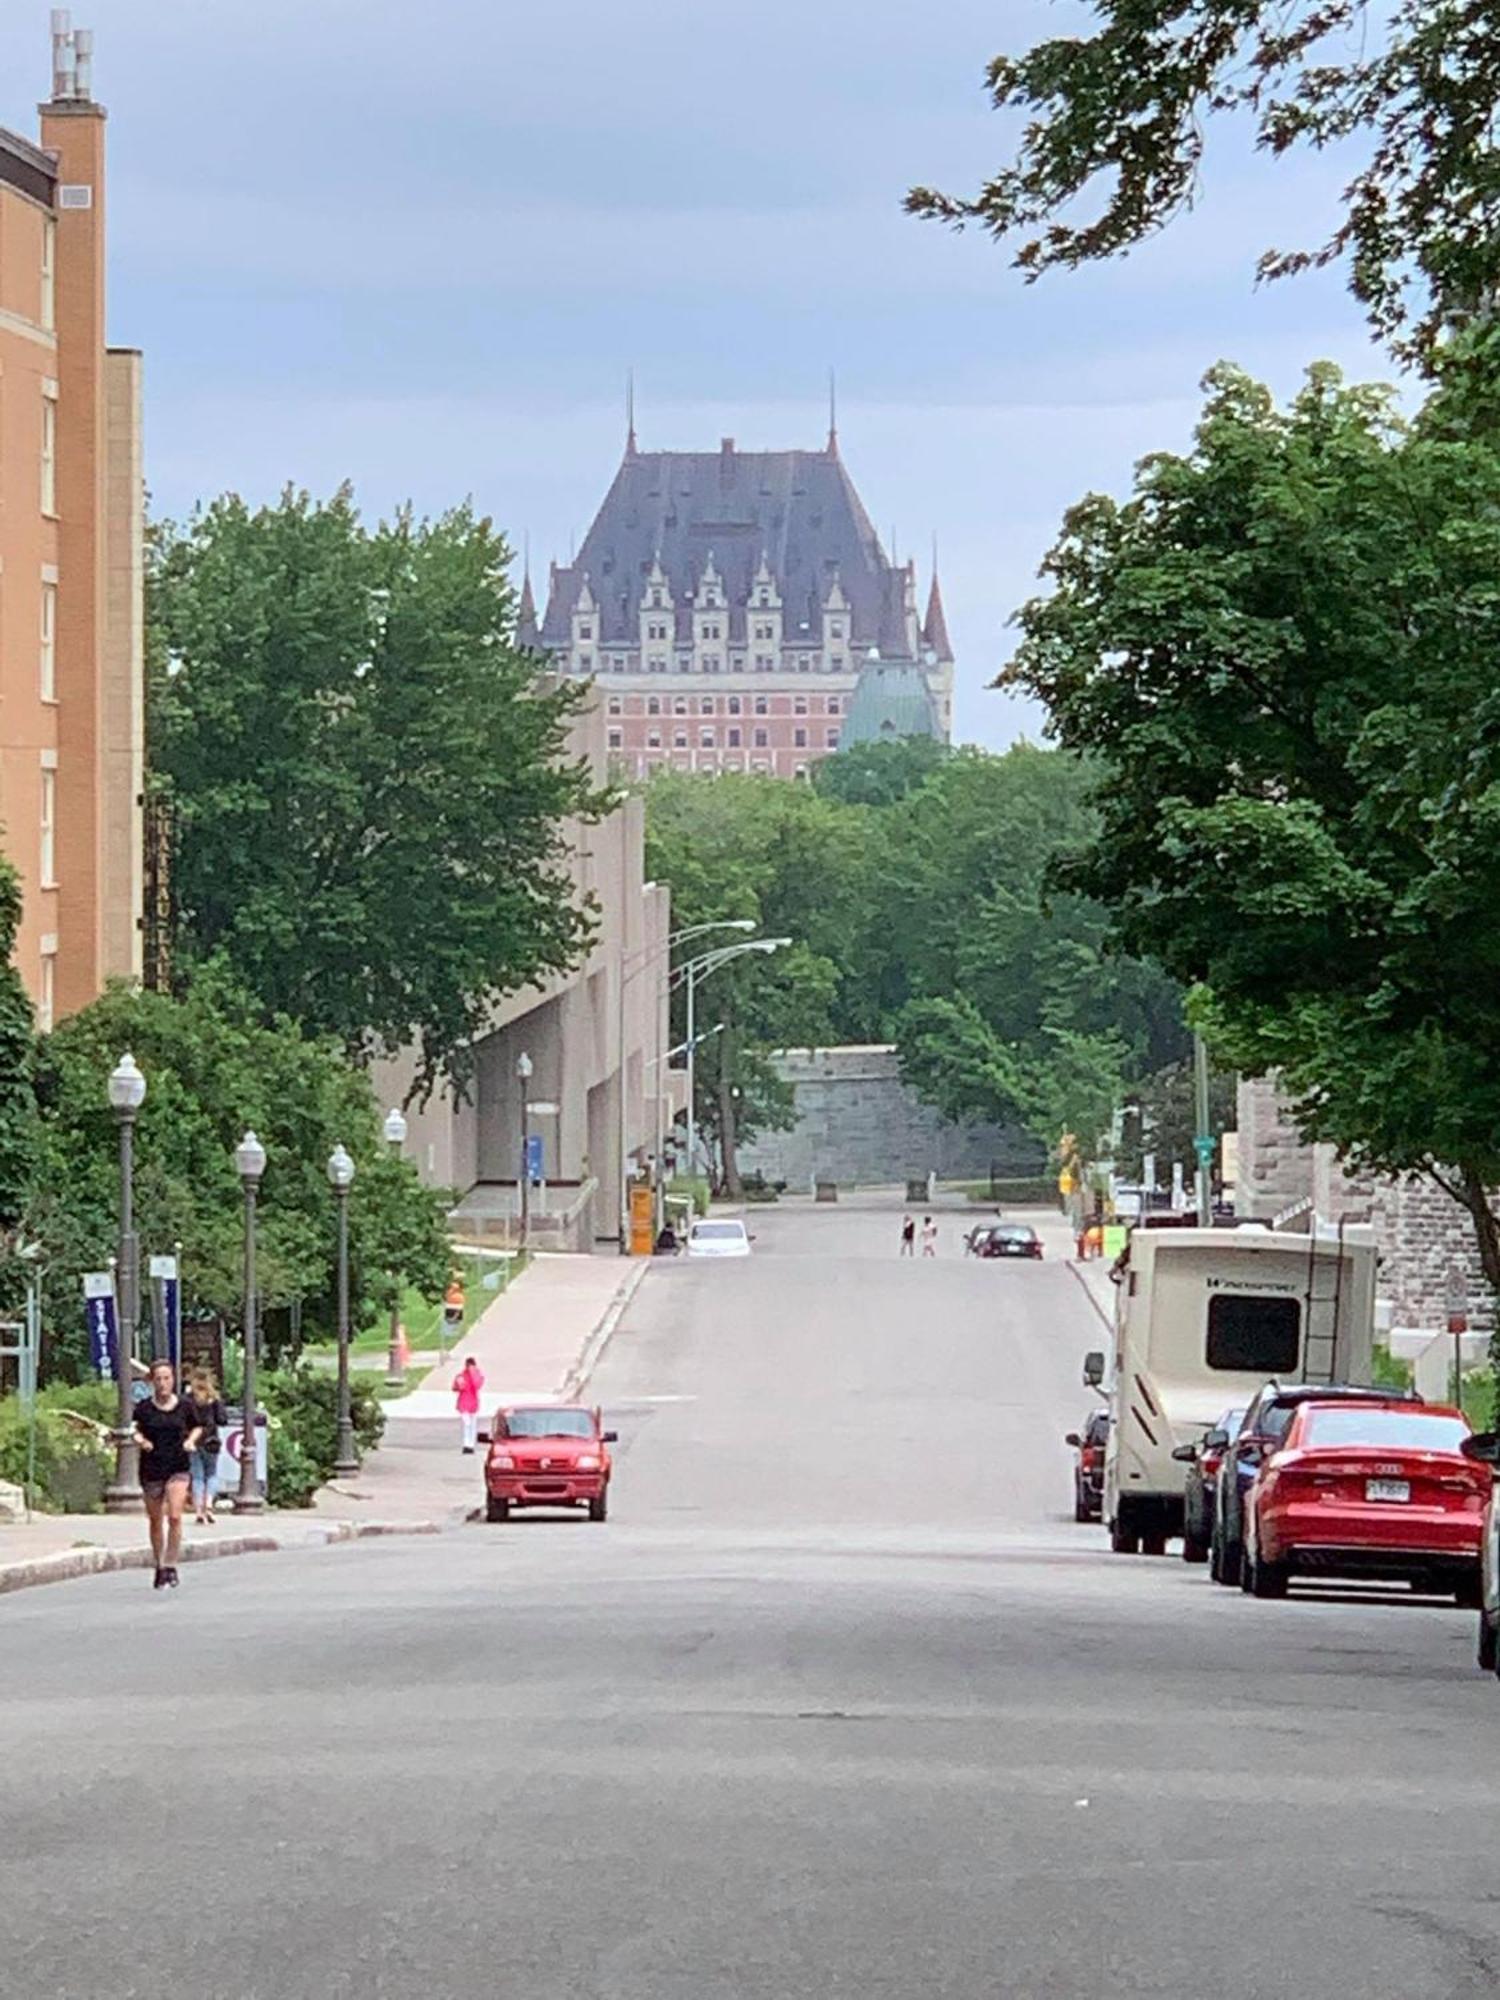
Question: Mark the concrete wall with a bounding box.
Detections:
[738,1045,1043,1188]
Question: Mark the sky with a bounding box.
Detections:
[1,0,1390,748]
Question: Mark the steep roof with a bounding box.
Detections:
[516,571,540,650]
[923,572,953,662]
[540,439,910,653]
[838,658,941,748]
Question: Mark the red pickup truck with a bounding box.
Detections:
[484,1405,618,1522]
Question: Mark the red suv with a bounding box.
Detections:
[485,1405,617,1523]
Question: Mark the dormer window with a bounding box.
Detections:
[578,624,594,641]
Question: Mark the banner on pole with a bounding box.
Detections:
[150,1254,181,1371]
[83,1272,118,1380]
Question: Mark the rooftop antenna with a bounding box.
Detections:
[626,369,637,456]
[827,369,838,453]
[73,25,93,98]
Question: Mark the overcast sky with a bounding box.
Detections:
[2,0,1387,746]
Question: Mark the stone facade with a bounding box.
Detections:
[1236,1076,1492,1337]
[737,1046,1044,1189]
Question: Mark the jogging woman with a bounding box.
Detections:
[132,1358,202,1589]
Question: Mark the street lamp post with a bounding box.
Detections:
[516,1052,534,1250]
[615,918,756,1252]
[233,1130,267,1514]
[104,1053,147,1513]
[328,1143,359,1476]
[382,1107,408,1387]
[674,938,791,1188]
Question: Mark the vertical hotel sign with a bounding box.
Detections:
[83,1272,118,1380]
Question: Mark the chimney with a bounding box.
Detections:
[49,10,93,102]
[720,437,735,490]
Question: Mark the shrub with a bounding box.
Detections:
[0,1381,115,1512]
[259,1363,386,1505]
[265,1435,322,1509]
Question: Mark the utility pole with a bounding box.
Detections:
[1192,1034,1214,1226]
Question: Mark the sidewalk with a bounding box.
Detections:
[1,1250,650,1595]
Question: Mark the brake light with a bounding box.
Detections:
[1437,1475,1482,1495]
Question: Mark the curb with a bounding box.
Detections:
[561,1258,650,1400]
[1066,1258,1115,1333]
[0,1517,443,1600]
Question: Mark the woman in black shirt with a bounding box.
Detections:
[132,1357,202,1589]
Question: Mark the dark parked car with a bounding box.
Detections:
[1211,1381,1423,1587]
[1171,1404,1246,1564]
[1066,1410,1110,1522]
[975,1223,1043,1260]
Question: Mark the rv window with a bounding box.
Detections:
[1205,1295,1300,1373]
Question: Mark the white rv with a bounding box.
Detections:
[1086,1225,1377,1555]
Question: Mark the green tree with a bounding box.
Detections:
[0,860,36,1239]
[812,736,949,808]
[30,972,451,1383]
[150,489,606,1093]
[907,0,1500,362]
[644,771,872,1191]
[1001,346,1500,1284]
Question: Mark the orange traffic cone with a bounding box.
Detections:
[396,1323,411,1371]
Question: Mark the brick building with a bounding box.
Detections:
[0,14,143,1026]
[534,425,953,780]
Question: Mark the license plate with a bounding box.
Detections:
[1366,1478,1410,1503]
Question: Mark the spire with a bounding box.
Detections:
[517,563,540,650]
[826,368,838,454]
[923,562,953,661]
[626,368,637,456]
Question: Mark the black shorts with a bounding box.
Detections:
[140,1473,190,1500]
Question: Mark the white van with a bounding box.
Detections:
[1087,1224,1377,1555]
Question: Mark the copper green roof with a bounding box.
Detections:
[839,658,941,748]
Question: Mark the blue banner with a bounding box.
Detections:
[526,1134,544,1185]
[151,1255,181,1372]
[83,1272,118,1380]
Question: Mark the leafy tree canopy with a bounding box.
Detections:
[907,0,1500,362]
[150,488,607,1094]
[30,972,451,1382]
[812,736,949,808]
[1002,344,1500,1276]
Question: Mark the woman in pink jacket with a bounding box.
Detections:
[454,1356,485,1455]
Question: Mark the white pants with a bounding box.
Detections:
[460,1410,478,1452]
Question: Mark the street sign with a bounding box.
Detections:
[528,1101,560,1117]
[82,1273,118,1380]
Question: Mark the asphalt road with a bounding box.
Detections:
[5,1200,1500,2000]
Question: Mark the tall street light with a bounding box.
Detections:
[104,1052,146,1513]
[674,938,791,1185]
[233,1130,267,1514]
[516,1051,534,1250]
[328,1142,359,1476]
[382,1107,408,1387]
[616,918,756,1252]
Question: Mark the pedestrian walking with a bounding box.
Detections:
[921,1215,938,1258]
[186,1366,228,1525]
[900,1214,915,1257]
[454,1354,486,1455]
[132,1357,202,1590]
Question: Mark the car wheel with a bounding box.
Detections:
[1073,1479,1090,1525]
[1478,1613,1497,1672]
[485,1495,510,1523]
[1220,1537,1243,1590]
[1251,1556,1289,1599]
[1141,1532,1167,1557]
[1455,1572,1483,1610]
[1181,1532,1209,1565]
[1109,1520,1140,1555]
[588,1488,609,1523]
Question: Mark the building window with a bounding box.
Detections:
[577,623,593,641]
[728,727,742,748]
[40,391,57,516]
[39,767,56,887]
[38,952,55,1034]
[607,695,622,715]
[754,728,769,748]
[754,695,768,716]
[648,655,666,672]
[754,654,772,672]
[830,655,845,672]
[577,653,593,674]
[673,696,688,715]
[752,758,769,773]
[607,729,623,750]
[830,622,845,640]
[699,728,714,749]
[794,695,808,715]
[754,622,773,641]
[674,730,688,749]
[702,656,721,673]
[728,695,742,715]
[798,656,812,673]
[827,695,841,714]
[647,696,661,716]
[794,728,807,748]
[826,728,839,748]
[795,763,809,781]
[647,620,669,641]
[700,696,715,714]
[647,729,662,749]
[40,583,57,702]
[730,656,746,673]
[41,221,55,332]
